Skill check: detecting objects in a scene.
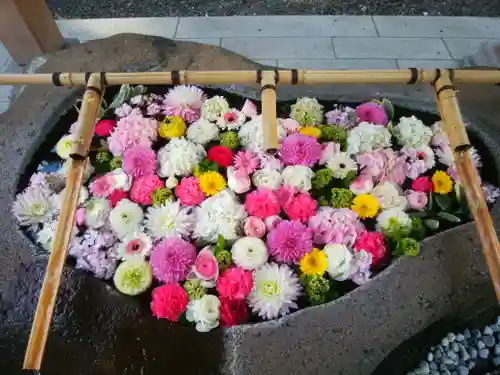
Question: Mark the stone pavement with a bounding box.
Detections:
[1,15,500,113]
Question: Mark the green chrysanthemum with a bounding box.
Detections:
[410,216,426,241]
[382,218,412,241]
[319,125,348,149]
[330,188,354,208]
[219,131,240,150]
[184,279,206,300]
[113,260,153,296]
[110,157,122,170]
[151,187,173,206]
[96,151,112,164]
[318,196,330,207]
[215,249,232,271]
[302,275,330,306]
[396,237,420,256]
[312,168,333,190]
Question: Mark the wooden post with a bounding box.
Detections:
[0,0,65,65]
[260,70,279,153]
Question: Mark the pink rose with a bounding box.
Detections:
[353,231,387,266]
[192,247,219,288]
[243,216,266,238]
[264,215,283,231]
[241,99,258,118]
[405,190,428,210]
[411,176,433,193]
[216,267,254,300]
[350,175,374,195]
[227,167,251,194]
[281,118,301,135]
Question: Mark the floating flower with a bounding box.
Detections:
[199,171,227,196]
[113,260,153,296]
[151,187,173,206]
[432,171,453,195]
[251,168,282,190]
[324,151,358,179]
[162,85,206,123]
[330,188,354,209]
[12,187,56,226]
[190,247,219,288]
[355,102,388,126]
[350,175,374,195]
[281,165,314,192]
[108,189,128,207]
[248,263,301,320]
[323,243,353,281]
[347,122,392,155]
[243,216,266,238]
[55,134,76,159]
[238,115,287,152]
[353,231,387,267]
[233,150,260,175]
[349,249,372,285]
[299,248,328,277]
[280,118,301,134]
[351,194,379,219]
[207,145,234,168]
[283,192,317,223]
[84,198,111,229]
[90,174,115,198]
[108,112,158,156]
[150,237,197,283]
[122,146,157,178]
[392,115,432,148]
[371,181,407,210]
[220,131,240,150]
[115,103,133,118]
[357,149,406,185]
[187,118,220,146]
[241,99,258,118]
[217,109,246,131]
[245,188,281,219]
[157,137,206,178]
[303,275,330,305]
[186,294,221,332]
[308,207,364,247]
[166,176,179,189]
[145,200,195,240]
[325,105,357,128]
[412,176,433,193]
[95,119,116,137]
[116,231,153,261]
[264,215,283,231]
[184,279,206,300]
[299,126,321,139]
[290,97,324,126]
[175,177,205,206]
[216,266,254,300]
[267,220,313,264]
[150,283,189,321]
[231,236,268,270]
[405,190,428,210]
[319,125,348,146]
[158,116,186,139]
[130,175,165,205]
[279,133,322,167]
[220,298,248,327]
[109,199,144,238]
[402,145,435,180]
[227,167,252,194]
[201,95,230,121]
[376,207,412,232]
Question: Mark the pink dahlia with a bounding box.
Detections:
[308,207,365,247]
[122,146,157,178]
[267,220,313,264]
[162,85,206,123]
[233,150,260,175]
[279,133,321,167]
[175,177,205,206]
[150,284,189,321]
[355,102,388,126]
[108,112,159,156]
[130,175,165,205]
[283,192,317,223]
[216,266,254,300]
[90,175,114,197]
[353,231,387,267]
[244,188,281,219]
[149,238,197,284]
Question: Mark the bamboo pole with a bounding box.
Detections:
[1,69,500,86]
[260,70,279,153]
[434,72,500,302]
[23,74,104,370]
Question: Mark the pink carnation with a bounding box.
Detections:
[308,207,365,247]
[267,220,313,264]
[216,267,254,300]
[357,149,406,185]
[279,133,322,167]
[90,175,114,197]
[353,231,387,267]
[283,192,317,223]
[243,216,266,238]
[130,175,165,205]
[175,177,205,206]
[244,188,281,219]
[150,238,197,284]
[281,118,301,134]
[276,185,299,207]
[355,102,388,126]
[150,284,189,322]
[264,215,283,231]
[233,150,260,175]
[122,146,157,178]
[108,112,158,156]
[75,207,85,226]
[162,85,206,123]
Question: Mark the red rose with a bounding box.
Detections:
[150,284,188,322]
[219,298,248,327]
[412,176,433,193]
[353,231,387,266]
[108,189,128,207]
[95,119,116,137]
[207,145,234,168]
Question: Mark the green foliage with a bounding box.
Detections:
[312,168,333,190]
[318,125,348,149]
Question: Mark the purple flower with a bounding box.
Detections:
[149,238,196,283]
[355,102,388,126]
[349,250,372,285]
[122,145,157,178]
[267,220,313,264]
[325,106,357,128]
[279,133,321,167]
[308,207,364,247]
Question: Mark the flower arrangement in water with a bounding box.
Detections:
[12,84,500,332]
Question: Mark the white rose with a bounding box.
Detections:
[108,168,132,191]
[252,168,282,190]
[281,165,314,192]
[186,295,221,333]
[371,181,407,210]
[376,207,411,232]
[227,167,251,194]
[323,243,353,281]
[231,237,268,270]
[165,176,179,189]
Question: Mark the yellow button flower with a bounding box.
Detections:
[299,126,322,139]
[300,248,328,277]
[432,170,453,195]
[199,171,226,196]
[158,116,186,139]
[351,194,380,219]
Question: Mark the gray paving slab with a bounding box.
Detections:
[333,37,451,59]
[176,16,377,38]
[444,38,500,59]
[373,16,500,38]
[221,37,335,59]
[277,58,398,69]
[396,59,461,68]
[0,44,9,72]
[0,101,9,114]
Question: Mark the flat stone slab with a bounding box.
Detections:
[2,34,500,375]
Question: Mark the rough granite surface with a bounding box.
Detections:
[1,34,500,375]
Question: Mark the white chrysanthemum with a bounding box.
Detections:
[290,97,324,126]
[392,116,433,148]
[84,197,111,229]
[252,168,282,190]
[157,137,206,178]
[281,165,314,192]
[248,263,302,320]
[145,200,195,240]
[13,187,56,226]
[109,199,144,238]
[116,231,153,261]
[59,159,95,183]
[193,189,247,243]
[238,115,287,152]
[371,181,407,210]
[216,109,246,131]
[55,134,77,159]
[347,122,392,155]
[325,152,358,179]
[323,243,353,281]
[108,168,132,191]
[201,95,230,122]
[435,143,481,169]
[376,207,411,232]
[231,236,269,270]
[187,118,219,145]
[186,295,221,333]
[36,220,78,252]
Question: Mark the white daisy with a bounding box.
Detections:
[145,200,195,240]
[231,236,269,270]
[248,263,302,320]
[290,97,324,126]
[84,197,111,229]
[392,115,433,148]
[325,152,358,179]
[109,199,144,238]
[201,95,230,122]
[12,187,56,226]
[157,137,206,178]
[216,109,246,131]
[186,118,219,146]
[116,231,153,261]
